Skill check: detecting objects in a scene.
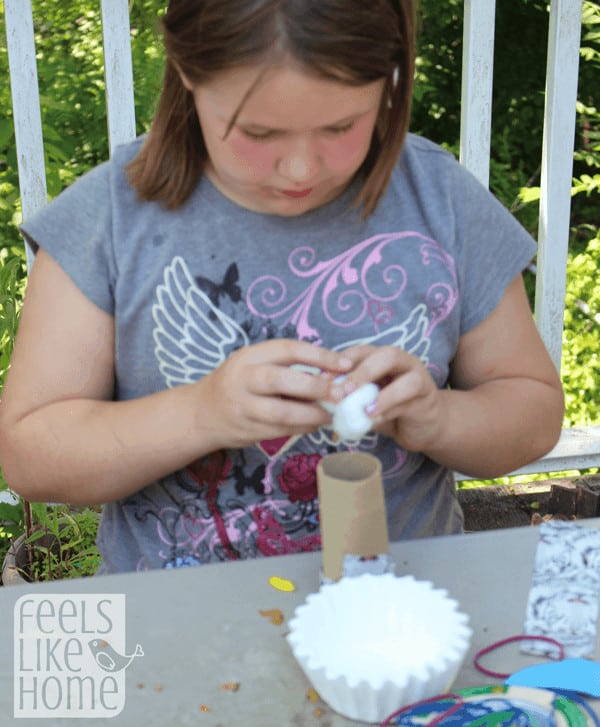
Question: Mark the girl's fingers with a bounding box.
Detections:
[257,339,353,373]
[376,369,425,410]
[253,397,331,430]
[329,346,415,400]
[253,365,333,401]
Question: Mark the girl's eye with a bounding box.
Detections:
[325,121,355,135]
[240,128,278,141]
[239,121,355,140]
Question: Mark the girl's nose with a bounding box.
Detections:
[277,139,320,183]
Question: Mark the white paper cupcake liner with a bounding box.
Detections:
[287,573,472,724]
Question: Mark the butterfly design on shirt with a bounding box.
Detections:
[153,256,250,387]
[195,262,241,308]
[153,255,431,444]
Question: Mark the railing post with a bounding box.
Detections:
[4,0,47,268]
[459,0,496,188]
[535,0,582,372]
[101,0,137,154]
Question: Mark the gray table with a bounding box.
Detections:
[2,521,600,726]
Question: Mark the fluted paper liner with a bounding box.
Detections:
[317,452,389,581]
[287,574,472,723]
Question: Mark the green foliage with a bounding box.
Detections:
[1,499,101,581]
[572,2,600,222]
[0,496,23,564]
[413,0,463,142]
[562,229,600,427]
[0,245,25,383]
[20,506,101,581]
[0,244,25,506]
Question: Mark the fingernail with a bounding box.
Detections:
[343,380,356,395]
[365,401,378,417]
[331,386,344,401]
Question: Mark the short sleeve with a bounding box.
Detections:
[20,160,117,315]
[450,162,537,334]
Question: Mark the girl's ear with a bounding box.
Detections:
[172,61,194,91]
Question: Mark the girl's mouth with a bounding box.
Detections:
[280,188,313,198]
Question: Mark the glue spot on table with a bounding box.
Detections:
[306,688,319,703]
[269,576,296,592]
[219,681,240,692]
[259,608,285,625]
[198,704,211,713]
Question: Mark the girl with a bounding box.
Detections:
[0,0,563,573]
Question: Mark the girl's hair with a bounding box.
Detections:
[127,0,416,218]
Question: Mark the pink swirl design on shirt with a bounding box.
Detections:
[420,239,458,335]
[383,447,408,478]
[246,233,436,342]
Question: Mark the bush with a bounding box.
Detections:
[562,230,600,427]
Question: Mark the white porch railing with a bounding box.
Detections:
[4,0,599,478]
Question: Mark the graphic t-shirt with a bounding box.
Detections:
[21,134,537,573]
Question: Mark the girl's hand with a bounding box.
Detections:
[325,277,563,477]
[199,339,351,448]
[328,345,445,452]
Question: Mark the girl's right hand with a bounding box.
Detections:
[199,339,351,448]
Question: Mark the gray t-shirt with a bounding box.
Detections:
[22,134,536,573]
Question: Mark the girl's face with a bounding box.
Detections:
[182,64,385,216]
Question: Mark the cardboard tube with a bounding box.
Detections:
[317,452,390,581]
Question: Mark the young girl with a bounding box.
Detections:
[0,0,563,573]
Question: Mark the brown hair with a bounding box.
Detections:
[127,0,416,218]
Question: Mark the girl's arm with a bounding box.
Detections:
[425,274,564,476]
[334,275,564,477]
[0,251,348,504]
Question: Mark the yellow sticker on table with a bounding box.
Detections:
[268,576,296,592]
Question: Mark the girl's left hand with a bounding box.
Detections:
[328,345,445,452]
[326,277,563,478]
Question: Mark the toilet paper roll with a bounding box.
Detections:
[317,452,390,582]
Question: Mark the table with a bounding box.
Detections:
[2,521,600,726]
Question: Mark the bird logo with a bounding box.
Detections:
[88,639,144,673]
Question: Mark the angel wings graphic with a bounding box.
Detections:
[152,255,432,444]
